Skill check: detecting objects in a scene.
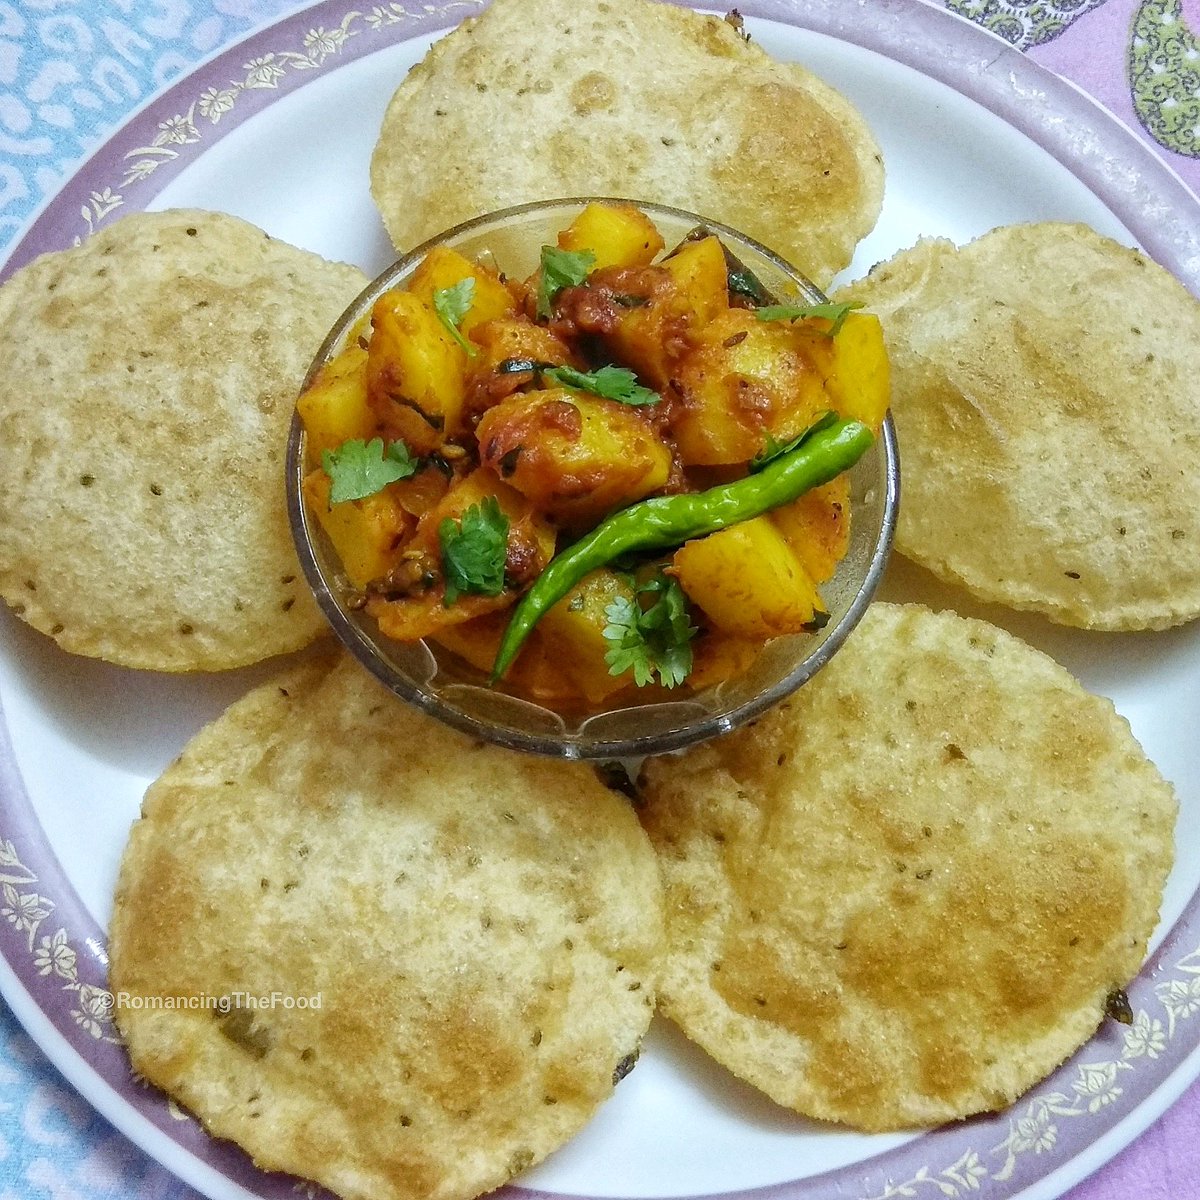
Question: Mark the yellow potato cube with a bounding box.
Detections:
[660,235,729,326]
[557,202,666,270]
[296,345,377,462]
[604,236,730,390]
[672,516,826,639]
[470,317,575,373]
[301,469,410,590]
[687,629,763,690]
[537,569,638,704]
[670,309,829,465]
[476,388,672,526]
[366,290,466,453]
[820,311,891,433]
[406,245,518,337]
[769,474,851,584]
[368,467,557,643]
[434,571,641,707]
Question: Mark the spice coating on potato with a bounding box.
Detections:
[671,309,831,466]
[477,389,672,526]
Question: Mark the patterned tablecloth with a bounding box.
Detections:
[0,1,1198,1197]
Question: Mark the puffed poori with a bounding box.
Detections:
[837,223,1200,630]
[370,0,884,286]
[0,210,367,670]
[639,602,1176,1130]
[109,651,662,1200]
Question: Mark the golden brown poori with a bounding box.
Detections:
[370,0,884,286]
[837,223,1200,630]
[639,602,1177,1129]
[109,651,663,1200]
[0,209,367,670]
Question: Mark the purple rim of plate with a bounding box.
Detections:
[1,2,1198,1200]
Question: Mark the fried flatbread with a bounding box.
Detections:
[837,223,1200,630]
[369,0,883,286]
[109,651,662,1200]
[0,210,367,670]
[639,602,1176,1130]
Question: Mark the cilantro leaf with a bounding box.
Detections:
[755,299,864,336]
[321,437,419,504]
[748,411,839,473]
[542,363,660,407]
[602,573,696,688]
[602,596,657,687]
[439,497,509,606]
[432,278,478,358]
[537,246,595,318]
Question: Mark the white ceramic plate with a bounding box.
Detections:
[1,2,1199,1199]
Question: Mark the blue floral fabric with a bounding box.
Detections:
[0,1016,197,1197]
[0,0,297,247]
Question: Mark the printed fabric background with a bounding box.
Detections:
[0,0,1199,1198]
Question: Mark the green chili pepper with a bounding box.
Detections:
[489,416,874,682]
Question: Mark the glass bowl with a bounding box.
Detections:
[286,197,898,759]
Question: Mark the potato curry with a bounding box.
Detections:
[296,202,889,709]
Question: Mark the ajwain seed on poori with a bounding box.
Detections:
[639,602,1176,1130]
[109,650,664,1200]
[0,209,367,670]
